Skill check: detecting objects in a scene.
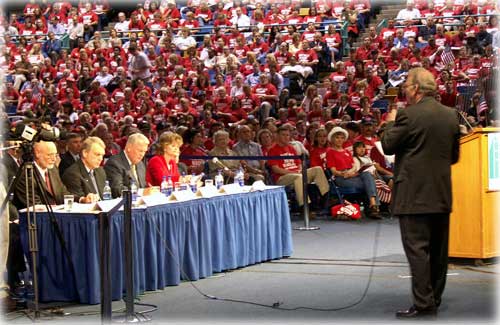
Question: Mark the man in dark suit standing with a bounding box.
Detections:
[62,137,106,200]
[381,67,461,319]
[13,141,97,209]
[58,133,83,177]
[104,133,149,198]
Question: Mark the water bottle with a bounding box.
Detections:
[215,169,224,189]
[235,167,244,187]
[166,176,173,196]
[130,179,138,204]
[102,180,112,200]
[179,172,188,191]
[160,176,169,196]
[190,173,197,193]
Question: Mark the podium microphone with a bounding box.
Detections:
[212,157,229,171]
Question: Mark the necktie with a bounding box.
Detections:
[89,170,100,199]
[131,164,139,185]
[45,171,53,195]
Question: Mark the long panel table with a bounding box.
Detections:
[20,187,293,304]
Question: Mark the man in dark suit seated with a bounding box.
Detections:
[13,141,97,209]
[62,137,106,201]
[58,133,83,177]
[104,133,150,198]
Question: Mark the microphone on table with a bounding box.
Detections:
[212,157,229,171]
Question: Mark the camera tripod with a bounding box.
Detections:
[0,148,77,320]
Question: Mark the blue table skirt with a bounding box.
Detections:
[20,187,293,304]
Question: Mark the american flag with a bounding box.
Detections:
[478,95,488,114]
[440,47,455,66]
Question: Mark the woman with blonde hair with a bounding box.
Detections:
[146,131,184,186]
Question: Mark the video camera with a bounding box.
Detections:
[5,118,63,162]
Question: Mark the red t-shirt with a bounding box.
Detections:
[310,147,330,170]
[326,149,353,171]
[267,143,300,183]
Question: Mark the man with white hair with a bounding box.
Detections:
[13,141,97,208]
[104,133,150,198]
[396,0,421,25]
[114,12,129,33]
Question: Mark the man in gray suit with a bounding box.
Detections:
[382,67,461,319]
[104,133,149,198]
[62,137,106,201]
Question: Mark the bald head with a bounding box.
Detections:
[34,141,58,169]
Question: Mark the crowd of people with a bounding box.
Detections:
[0,0,499,311]
[1,0,499,212]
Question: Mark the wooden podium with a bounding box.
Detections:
[449,127,500,258]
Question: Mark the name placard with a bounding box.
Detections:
[96,198,123,212]
[141,193,170,207]
[220,183,244,195]
[170,189,197,201]
[197,186,220,198]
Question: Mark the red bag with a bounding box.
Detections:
[330,200,362,220]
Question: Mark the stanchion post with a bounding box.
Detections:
[99,211,112,323]
[294,154,319,231]
[123,190,135,320]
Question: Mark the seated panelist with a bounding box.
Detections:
[62,137,106,201]
[104,133,150,198]
[13,141,96,209]
[146,131,183,187]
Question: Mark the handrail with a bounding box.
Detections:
[394,13,498,23]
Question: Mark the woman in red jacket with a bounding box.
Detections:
[146,131,183,186]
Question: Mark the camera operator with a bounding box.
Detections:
[13,141,98,209]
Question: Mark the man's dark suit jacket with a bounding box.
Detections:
[381,96,460,215]
[13,165,73,209]
[62,159,107,200]
[331,104,356,120]
[58,151,78,177]
[104,151,146,198]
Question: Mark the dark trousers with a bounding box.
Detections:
[398,214,450,310]
[7,223,26,287]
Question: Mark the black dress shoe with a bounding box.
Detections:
[396,305,437,319]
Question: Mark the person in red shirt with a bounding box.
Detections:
[252,74,279,119]
[267,124,329,208]
[194,2,213,26]
[146,131,183,186]
[326,126,380,217]
[353,116,378,156]
[439,80,457,108]
[307,97,325,124]
[239,84,261,117]
[309,128,331,170]
[180,128,207,174]
[2,81,19,113]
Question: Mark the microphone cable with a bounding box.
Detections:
[151,217,383,312]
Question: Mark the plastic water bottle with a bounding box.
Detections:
[190,173,197,193]
[161,176,169,196]
[215,169,224,189]
[102,180,112,200]
[235,167,244,187]
[166,176,173,196]
[179,172,187,191]
[130,179,138,204]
